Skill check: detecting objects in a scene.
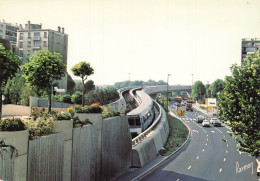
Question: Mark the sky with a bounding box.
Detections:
[1,0,260,86]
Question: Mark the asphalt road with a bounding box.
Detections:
[141,103,259,181]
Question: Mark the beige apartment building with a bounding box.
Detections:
[17,21,69,90]
[241,38,260,61]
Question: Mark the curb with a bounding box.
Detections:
[131,110,192,181]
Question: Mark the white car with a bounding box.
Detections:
[202,120,210,127]
[210,118,218,124]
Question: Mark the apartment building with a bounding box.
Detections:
[17,21,69,90]
[241,38,260,61]
[0,20,20,51]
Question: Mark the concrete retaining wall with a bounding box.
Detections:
[132,106,169,167]
[2,104,30,116]
[102,115,132,180]
[27,133,64,181]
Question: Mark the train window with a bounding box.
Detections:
[136,118,141,125]
[128,118,135,126]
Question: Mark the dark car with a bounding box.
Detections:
[197,116,205,123]
[213,120,222,127]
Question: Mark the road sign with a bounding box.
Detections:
[208,106,213,110]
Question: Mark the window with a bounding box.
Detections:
[19,50,23,57]
[27,50,31,54]
[28,32,31,38]
[19,42,23,48]
[44,32,47,38]
[34,32,40,37]
[43,41,47,47]
[33,40,40,47]
[28,41,31,47]
[19,33,23,40]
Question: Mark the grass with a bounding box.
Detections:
[159,113,189,156]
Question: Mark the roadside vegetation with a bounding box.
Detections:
[159,113,189,156]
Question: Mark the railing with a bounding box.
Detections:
[132,101,162,147]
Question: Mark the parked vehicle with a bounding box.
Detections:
[202,120,210,127]
[213,120,222,127]
[185,102,193,111]
[181,101,185,106]
[197,115,205,123]
[175,102,180,107]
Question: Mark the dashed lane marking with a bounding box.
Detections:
[224,158,226,162]
[219,168,222,173]
[206,138,208,141]
[205,143,207,146]
[197,156,200,159]
[227,144,229,147]
[226,150,228,153]
[187,166,191,170]
[202,149,205,152]
[215,127,223,134]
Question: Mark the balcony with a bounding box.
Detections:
[33,36,41,40]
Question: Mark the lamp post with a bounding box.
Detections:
[166,74,171,112]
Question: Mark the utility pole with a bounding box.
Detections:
[191,73,194,86]
[167,74,171,112]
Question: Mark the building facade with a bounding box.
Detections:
[241,38,260,61]
[17,21,69,90]
[0,20,20,51]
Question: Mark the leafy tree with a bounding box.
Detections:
[0,43,21,117]
[191,81,206,102]
[218,50,260,158]
[71,62,94,106]
[71,91,82,104]
[85,86,119,105]
[74,80,95,93]
[205,84,212,98]
[21,50,66,113]
[211,79,225,98]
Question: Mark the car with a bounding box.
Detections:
[210,118,218,124]
[213,120,222,127]
[202,120,210,127]
[181,101,185,106]
[197,115,205,123]
[175,102,180,107]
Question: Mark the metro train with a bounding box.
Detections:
[127,89,155,138]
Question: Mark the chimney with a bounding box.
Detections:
[58,26,61,32]
[62,27,64,33]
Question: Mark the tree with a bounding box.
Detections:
[211,79,225,98]
[71,62,94,106]
[74,80,95,93]
[61,94,72,104]
[218,50,260,158]
[71,91,82,104]
[0,43,21,117]
[67,74,76,94]
[21,50,66,113]
[191,81,206,102]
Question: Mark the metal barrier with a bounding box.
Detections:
[132,101,162,147]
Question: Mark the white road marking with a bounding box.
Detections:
[227,144,229,147]
[224,158,226,162]
[197,156,200,159]
[211,131,215,133]
[207,134,209,137]
[215,127,223,134]
[205,143,207,146]
[177,179,180,181]
[188,166,191,170]
[219,168,222,172]
[202,149,205,152]
[206,138,208,141]
[193,130,198,133]
[226,150,228,153]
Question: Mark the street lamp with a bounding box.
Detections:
[166,74,171,112]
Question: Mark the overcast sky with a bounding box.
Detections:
[1,0,260,86]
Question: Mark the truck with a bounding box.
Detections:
[185,102,193,111]
[174,96,182,103]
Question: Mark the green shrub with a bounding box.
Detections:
[23,117,55,139]
[73,117,92,128]
[61,94,72,104]
[101,105,120,119]
[0,117,26,131]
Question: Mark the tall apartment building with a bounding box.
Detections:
[17,21,69,90]
[241,38,260,61]
[0,20,20,51]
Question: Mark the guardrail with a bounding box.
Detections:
[132,101,162,147]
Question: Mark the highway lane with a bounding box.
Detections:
[141,103,259,181]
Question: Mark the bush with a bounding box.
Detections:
[31,108,57,120]
[0,117,26,131]
[23,117,55,140]
[71,91,82,104]
[69,104,102,114]
[61,94,72,104]
[101,105,120,119]
[56,112,72,120]
[73,117,92,128]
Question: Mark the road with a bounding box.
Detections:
[141,103,259,181]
